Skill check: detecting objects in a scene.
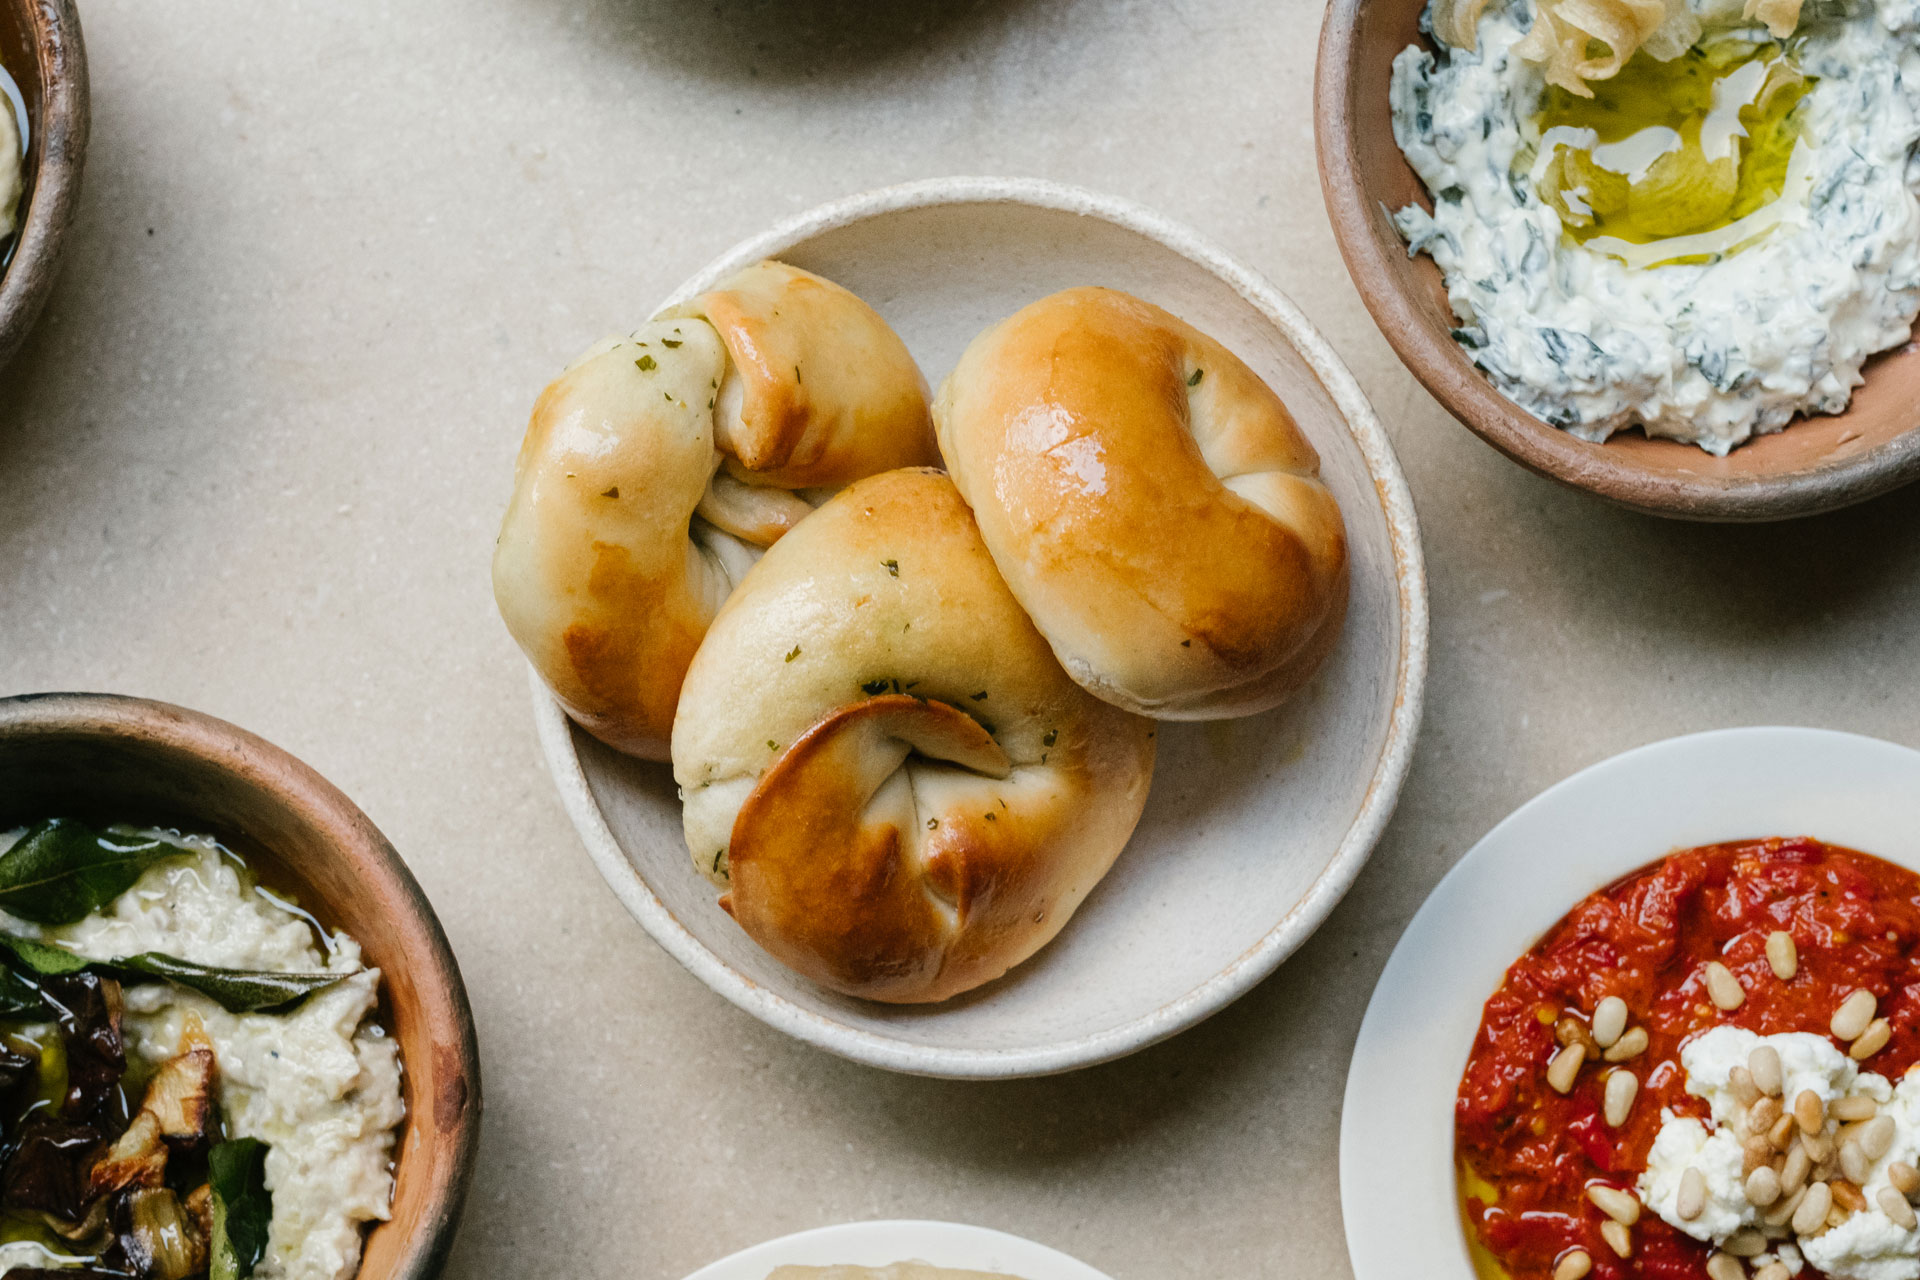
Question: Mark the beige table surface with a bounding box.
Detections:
[3,1,1918,1276]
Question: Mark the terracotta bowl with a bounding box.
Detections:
[0,693,481,1280]
[0,0,85,372]
[1315,0,1920,522]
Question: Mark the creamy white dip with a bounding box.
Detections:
[1390,0,1920,452]
[0,831,404,1280]
[1639,1026,1920,1280]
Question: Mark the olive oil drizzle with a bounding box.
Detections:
[1533,37,1814,251]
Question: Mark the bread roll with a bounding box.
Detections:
[493,261,935,759]
[933,287,1349,719]
[672,468,1156,1003]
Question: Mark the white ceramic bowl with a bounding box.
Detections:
[1341,726,1920,1280]
[681,1220,1113,1280]
[534,176,1427,1078]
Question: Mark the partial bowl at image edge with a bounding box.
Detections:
[0,692,482,1280]
[1340,726,1920,1280]
[0,0,87,372]
[1314,0,1920,522]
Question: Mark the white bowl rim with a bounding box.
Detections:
[1339,725,1920,1280]
[531,174,1429,1079]
[678,1218,1115,1280]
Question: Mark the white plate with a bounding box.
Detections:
[681,1220,1113,1280]
[1341,726,1920,1280]
[534,176,1427,1078]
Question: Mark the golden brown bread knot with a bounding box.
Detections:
[933,286,1349,720]
[492,261,936,759]
[672,468,1156,1003]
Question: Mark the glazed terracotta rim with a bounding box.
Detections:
[0,0,88,372]
[1340,726,1920,1280]
[1314,0,1920,522]
[0,692,482,1280]
[533,175,1429,1079]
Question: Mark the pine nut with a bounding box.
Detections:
[1588,1184,1641,1225]
[1592,996,1629,1049]
[1744,1134,1774,1175]
[1604,1069,1639,1127]
[1557,1015,1601,1056]
[1706,1253,1747,1280]
[1750,1096,1783,1135]
[1769,1113,1797,1151]
[1782,1144,1812,1194]
[1553,1250,1593,1280]
[1832,1179,1867,1213]
[1750,1044,1784,1097]
[1678,1167,1707,1220]
[1707,961,1746,1010]
[1851,1019,1891,1060]
[1833,989,1877,1041]
[1889,1161,1920,1197]
[1756,1267,1790,1280]
[1840,1139,1867,1184]
[1881,1187,1919,1230]
[1730,1065,1760,1107]
[1604,1026,1649,1062]
[1831,1095,1879,1122]
[1827,1199,1850,1231]
[1600,1219,1632,1258]
[1803,1129,1833,1163]
[1746,1165,1782,1207]
[1764,1184,1806,1227]
[1793,1181,1833,1235]
[1723,1228,1767,1257]
[1766,930,1797,980]
[1860,1114,1897,1161]
[1795,1089,1826,1135]
[1548,1043,1585,1093]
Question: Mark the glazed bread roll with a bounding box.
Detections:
[672,468,1156,1004]
[933,287,1349,720]
[493,261,936,759]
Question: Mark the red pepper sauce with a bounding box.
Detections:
[1456,838,1920,1280]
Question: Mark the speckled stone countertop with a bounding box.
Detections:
[3,1,1918,1276]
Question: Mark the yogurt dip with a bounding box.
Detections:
[0,827,404,1280]
[1389,0,1920,453]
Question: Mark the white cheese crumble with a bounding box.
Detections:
[1638,1026,1920,1280]
[1389,0,1920,453]
[0,833,404,1280]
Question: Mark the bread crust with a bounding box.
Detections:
[934,287,1349,719]
[493,262,936,759]
[672,469,1157,1003]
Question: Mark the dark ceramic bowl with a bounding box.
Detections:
[0,693,481,1280]
[0,0,85,371]
[1316,0,1920,521]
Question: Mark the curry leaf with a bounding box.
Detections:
[209,1138,273,1280]
[0,935,90,977]
[0,936,345,1013]
[111,954,344,1013]
[0,820,179,925]
[0,965,44,1017]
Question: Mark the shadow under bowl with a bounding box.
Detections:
[0,692,481,1280]
[1315,0,1920,522]
[0,0,85,372]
